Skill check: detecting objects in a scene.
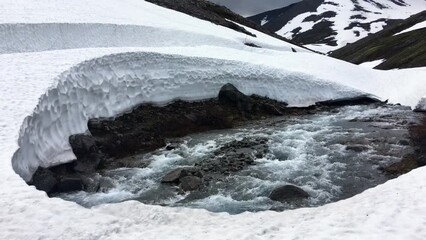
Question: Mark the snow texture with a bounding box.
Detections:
[12,51,361,181]
[275,0,426,52]
[1,0,426,239]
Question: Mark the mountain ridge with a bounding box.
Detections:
[249,0,426,53]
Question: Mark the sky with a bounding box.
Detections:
[208,0,301,17]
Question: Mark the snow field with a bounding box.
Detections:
[0,0,426,239]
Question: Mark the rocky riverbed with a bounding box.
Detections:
[29,84,426,214]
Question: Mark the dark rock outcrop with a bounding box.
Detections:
[269,185,310,202]
[316,95,384,107]
[31,168,58,194]
[69,134,104,173]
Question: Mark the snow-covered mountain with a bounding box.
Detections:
[249,0,426,52]
[1,0,426,239]
[330,10,426,69]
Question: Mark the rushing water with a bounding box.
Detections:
[59,105,421,214]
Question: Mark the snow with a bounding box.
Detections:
[359,59,385,68]
[394,20,426,35]
[1,0,426,239]
[275,0,426,52]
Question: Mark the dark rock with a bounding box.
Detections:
[244,42,261,48]
[99,177,115,192]
[69,134,103,173]
[382,155,418,175]
[55,177,84,193]
[316,95,383,107]
[31,168,58,194]
[397,139,410,146]
[269,185,309,202]
[179,176,202,191]
[161,168,190,183]
[81,175,100,192]
[346,145,369,152]
[218,83,254,114]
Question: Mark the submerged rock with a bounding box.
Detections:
[269,185,310,202]
[346,145,369,152]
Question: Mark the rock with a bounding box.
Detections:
[69,134,98,158]
[397,139,410,146]
[161,168,189,183]
[31,168,58,194]
[55,177,84,193]
[346,145,369,152]
[81,175,100,192]
[382,155,418,175]
[316,95,383,107]
[99,177,115,192]
[218,83,254,114]
[179,176,202,191]
[69,134,103,173]
[269,185,309,202]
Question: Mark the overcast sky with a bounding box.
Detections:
[208,0,301,17]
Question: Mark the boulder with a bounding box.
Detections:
[161,168,203,183]
[55,177,84,193]
[179,176,202,191]
[316,95,383,107]
[161,168,190,183]
[69,134,103,173]
[218,83,254,114]
[31,168,58,194]
[269,185,309,202]
[346,145,369,152]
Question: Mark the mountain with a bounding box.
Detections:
[330,10,426,69]
[249,0,426,53]
[144,0,305,47]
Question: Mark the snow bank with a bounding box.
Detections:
[12,51,361,181]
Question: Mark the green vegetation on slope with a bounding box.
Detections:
[330,11,426,70]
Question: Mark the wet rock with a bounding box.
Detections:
[397,139,410,146]
[316,95,383,107]
[382,155,418,175]
[179,176,202,191]
[218,83,254,114]
[269,185,310,202]
[31,168,58,194]
[99,177,115,192]
[346,145,369,152]
[161,168,190,183]
[69,134,103,173]
[81,175,100,192]
[161,167,203,184]
[55,177,84,193]
[195,137,267,175]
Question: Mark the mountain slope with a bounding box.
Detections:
[330,10,426,69]
[249,0,426,53]
[144,0,308,48]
